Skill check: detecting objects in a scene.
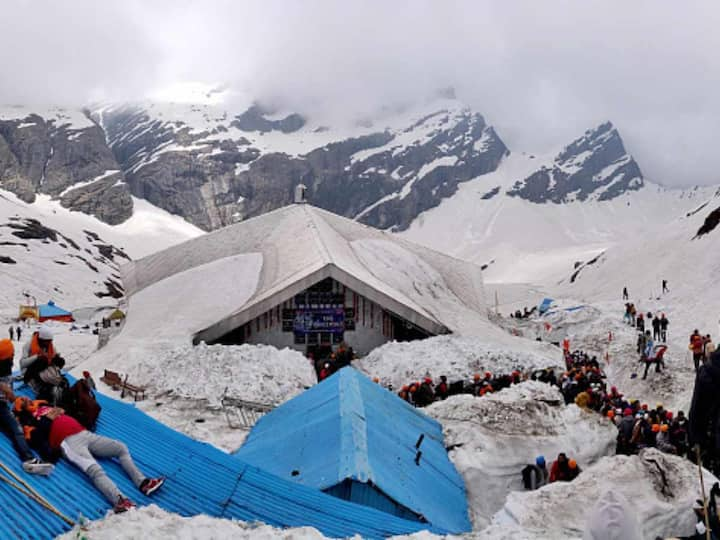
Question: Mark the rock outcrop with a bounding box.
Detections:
[0,108,133,223]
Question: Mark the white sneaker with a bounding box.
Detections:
[22,458,54,476]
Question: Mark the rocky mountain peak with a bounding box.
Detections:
[507,121,644,204]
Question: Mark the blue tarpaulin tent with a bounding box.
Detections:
[234,367,471,534]
[38,300,73,323]
[538,298,555,315]
[0,378,440,539]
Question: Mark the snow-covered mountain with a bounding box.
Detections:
[2,92,512,232]
[0,190,201,320]
[507,122,644,203]
[92,93,509,231]
[403,123,716,284]
[4,89,701,251]
[4,90,717,305]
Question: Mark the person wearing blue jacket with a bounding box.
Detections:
[642,337,656,380]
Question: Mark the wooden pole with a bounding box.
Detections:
[696,446,712,540]
[0,461,75,526]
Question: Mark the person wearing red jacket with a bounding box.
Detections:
[32,404,164,513]
[549,453,573,482]
[691,330,705,372]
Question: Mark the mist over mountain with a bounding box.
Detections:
[1,1,719,187]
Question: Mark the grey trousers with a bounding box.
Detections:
[61,431,146,503]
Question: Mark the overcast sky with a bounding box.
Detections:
[1,0,718,186]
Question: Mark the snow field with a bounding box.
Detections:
[402,150,715,285]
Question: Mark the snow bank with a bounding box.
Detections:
[57,504,331,540]
[355,335,562,390]
[425,382,616,529]
[495,449,716,539]
[136,342,316,406]
[128,343,315,452]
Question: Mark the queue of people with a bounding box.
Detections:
[395,370,525,407]
[624,304,669,342]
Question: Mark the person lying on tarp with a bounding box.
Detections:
[13,398,165,513]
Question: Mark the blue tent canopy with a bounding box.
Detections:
[0,378,439,539]
[234,367,471,534]
[538,298,555,315]
[38,300,73,320]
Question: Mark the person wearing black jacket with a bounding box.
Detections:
[659,314,669,342]
[689,349,720,473]
[652,316,662,341]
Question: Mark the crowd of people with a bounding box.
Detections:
[558,347,692,457]
[510,306,536,319]
[0,324,164,513]
[385,339,698,493]
[314,342,356,380]
[395,370,524,407]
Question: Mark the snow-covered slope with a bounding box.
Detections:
[552,188,720,411]
[404,143,714,285]
[0,189,201,320]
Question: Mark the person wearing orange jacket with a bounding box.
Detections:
[20,325,67,404]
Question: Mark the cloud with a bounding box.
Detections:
[1,0,718,186]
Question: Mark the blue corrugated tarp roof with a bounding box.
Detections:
[234,367,471,534]
[38,300,72,318]
[0,378,441,540]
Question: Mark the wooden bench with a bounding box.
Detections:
[100,369,123,389]
[120,380,146,402]
[100,369,146,401]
